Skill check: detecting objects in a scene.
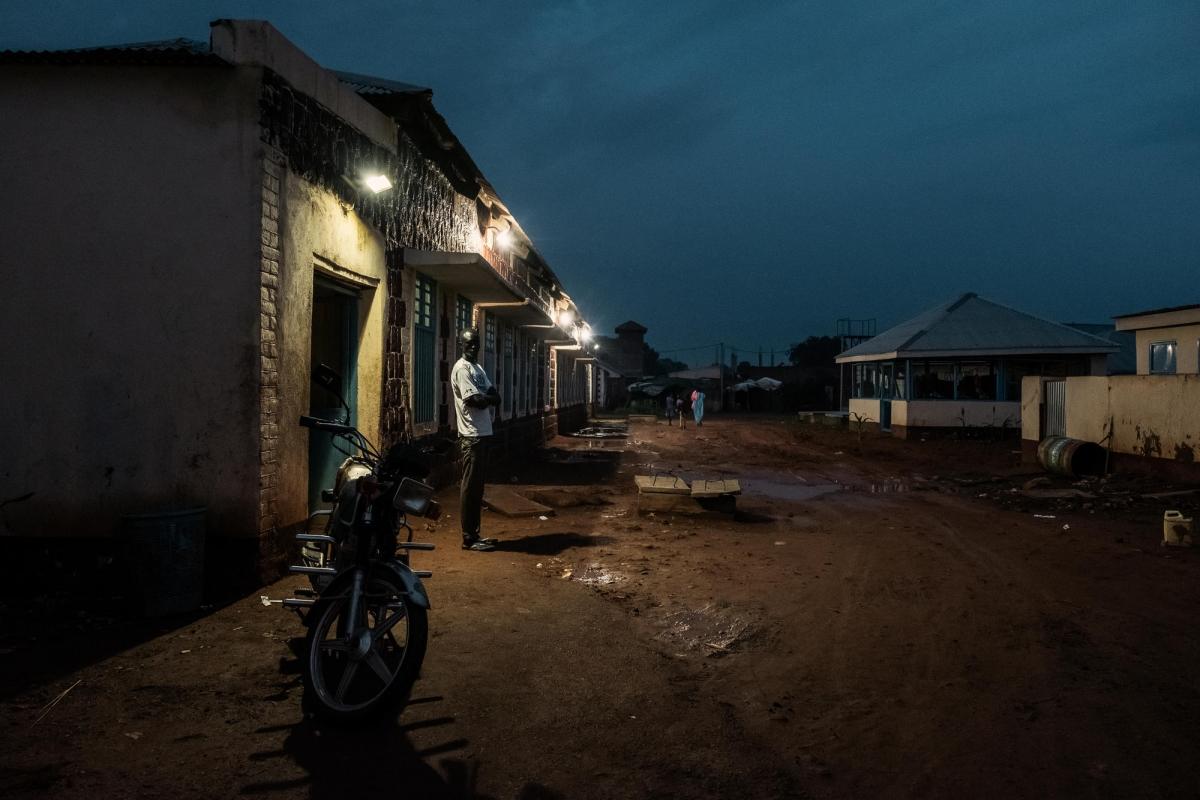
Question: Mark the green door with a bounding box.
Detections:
[309,279,358,512]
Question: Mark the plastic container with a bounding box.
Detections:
[1163,510,1194,547]
[120,507,207,616]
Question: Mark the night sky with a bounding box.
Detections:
[4,1,1197,365]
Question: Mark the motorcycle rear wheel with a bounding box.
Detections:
[301,571,428,722]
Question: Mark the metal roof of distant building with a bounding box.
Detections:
[332,70,431,97]
[1112,302,1200,319]
[835,293,1118,362]
[616,320,648,333]
[0,38,225,65]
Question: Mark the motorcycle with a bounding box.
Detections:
[280,365,443,722]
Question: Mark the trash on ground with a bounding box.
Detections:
[32,679,81,726]
[1163,510,1194,547]
[571,425,629,439]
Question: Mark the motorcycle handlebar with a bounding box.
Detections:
[298,415,356,434]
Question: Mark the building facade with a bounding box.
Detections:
[835,293,1116,437]
[1022,303,1200,471]
[0,20,597,586]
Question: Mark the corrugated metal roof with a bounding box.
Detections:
[0,38,225,66]
[836,293,1119,361]
[332,70,430,97]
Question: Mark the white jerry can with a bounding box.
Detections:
[1162,510,1194,547]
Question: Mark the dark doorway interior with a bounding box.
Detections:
[309,278,359,513]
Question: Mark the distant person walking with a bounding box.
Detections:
[676,395,687,429]
[691,389,706,427]
[665,393,675,426]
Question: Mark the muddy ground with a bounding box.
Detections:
[3,416,1200,799]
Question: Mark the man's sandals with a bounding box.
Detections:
[462,537,498,551]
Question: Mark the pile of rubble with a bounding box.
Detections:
[940,470,1199,518]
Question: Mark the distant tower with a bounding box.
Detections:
[614,320,647,378]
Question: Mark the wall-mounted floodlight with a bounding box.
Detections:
[496,229,513,250]
[363,174,393,194]
[580,327,593,343]
[558,310,575,328]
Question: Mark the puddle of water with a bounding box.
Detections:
[742,479,843,501]
[655,603,754,656]
[574,562,626,586]
[863,479,910,494]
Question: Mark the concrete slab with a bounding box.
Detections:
[637,492,736,516]
[691,479,742,498]
[483,486,556,517]
[634,475,691,495]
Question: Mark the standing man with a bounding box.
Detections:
[451,328,501,551]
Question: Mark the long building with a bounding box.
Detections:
[0,20,601,588]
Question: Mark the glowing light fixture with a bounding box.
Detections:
[580,327,593,343]
[363,173,392,193]
[558,310,575,328]
[496,229,513,250]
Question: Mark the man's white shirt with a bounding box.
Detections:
[451,357,494,437]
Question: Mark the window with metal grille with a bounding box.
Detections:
[413,274,436,424]
[454,296,473,360]
[503,326,514,416]
[483,314,497,381]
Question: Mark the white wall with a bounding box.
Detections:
[1022,374,1200,462]
[900,400,1021,429]
[0,65,263,537]
[1134,326,1200,375]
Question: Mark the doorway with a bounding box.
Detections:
[309,278,359,513]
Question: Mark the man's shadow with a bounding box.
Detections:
[491,532,612,555]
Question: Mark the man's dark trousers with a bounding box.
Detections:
[459,435,489,541]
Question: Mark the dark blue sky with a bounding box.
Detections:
[5,1,1197,365]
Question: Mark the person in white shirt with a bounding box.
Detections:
[451,328,501,551]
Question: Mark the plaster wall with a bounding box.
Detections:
[275,172,387,529]
[848,398,879,425]
[0,64,262,538]
[850,398,1019,431]
[210,20,395,152]
[901,400,1021,429]
[1020,376,1043,441]
[1133,326,1200,375]
[1063,375,1200,462]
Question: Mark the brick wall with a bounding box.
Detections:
[256,150,287,579]
[382,250,407,448]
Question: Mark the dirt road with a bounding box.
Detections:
[3,417,1199,799]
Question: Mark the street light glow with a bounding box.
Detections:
[363,174,392,193]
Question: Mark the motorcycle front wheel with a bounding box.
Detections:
[301,571,428,722]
